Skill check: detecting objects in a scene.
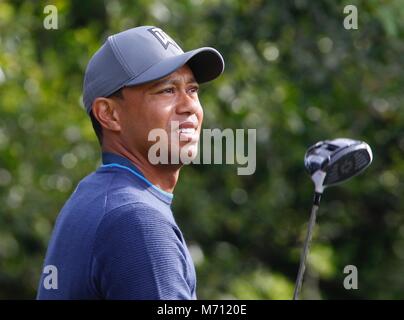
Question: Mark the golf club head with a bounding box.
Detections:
[304,138,373,192]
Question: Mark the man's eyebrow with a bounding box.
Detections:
[149,77,198,89]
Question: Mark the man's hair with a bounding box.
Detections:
[89,88,124,146]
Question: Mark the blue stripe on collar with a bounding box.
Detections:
[101,152,174,200]
[100,163,174,199]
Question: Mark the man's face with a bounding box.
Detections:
[116,65,203,165]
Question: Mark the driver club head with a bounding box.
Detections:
[304,138,373,192]
[294,138,373,300]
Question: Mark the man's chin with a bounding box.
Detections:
[178,144,198,164]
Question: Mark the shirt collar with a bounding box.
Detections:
[101,152,174,204]
[102,152,145,176]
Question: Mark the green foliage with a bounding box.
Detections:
[0,0,403,299]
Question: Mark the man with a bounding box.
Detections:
[37,26,224,299]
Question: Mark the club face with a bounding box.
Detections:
[304,138,373,188]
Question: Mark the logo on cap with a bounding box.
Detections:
[147,27,181,50]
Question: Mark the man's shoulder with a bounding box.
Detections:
[65,167,174,229]
[94,201,178,249]
[75,167,158,209]
[103,200,176,226]
[105,201,167,221]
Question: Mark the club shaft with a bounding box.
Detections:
[293,203,319,300]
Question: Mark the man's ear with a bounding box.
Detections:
[91,97,121,132]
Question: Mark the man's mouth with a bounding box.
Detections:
[176,127,198,141]
[176,121,198,141]
[177,128,196,134]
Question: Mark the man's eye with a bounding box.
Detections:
[189,86,199,93]
[159,87,175,94]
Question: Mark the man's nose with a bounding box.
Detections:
[175,89,201,115]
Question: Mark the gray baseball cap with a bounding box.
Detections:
[83,26,225,114]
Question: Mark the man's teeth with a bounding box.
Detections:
[178,128,196,134]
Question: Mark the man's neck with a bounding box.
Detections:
[102,146,181,193]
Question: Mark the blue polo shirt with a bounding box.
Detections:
[37,152,196,299]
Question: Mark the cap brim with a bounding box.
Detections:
[124,47,224,87]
